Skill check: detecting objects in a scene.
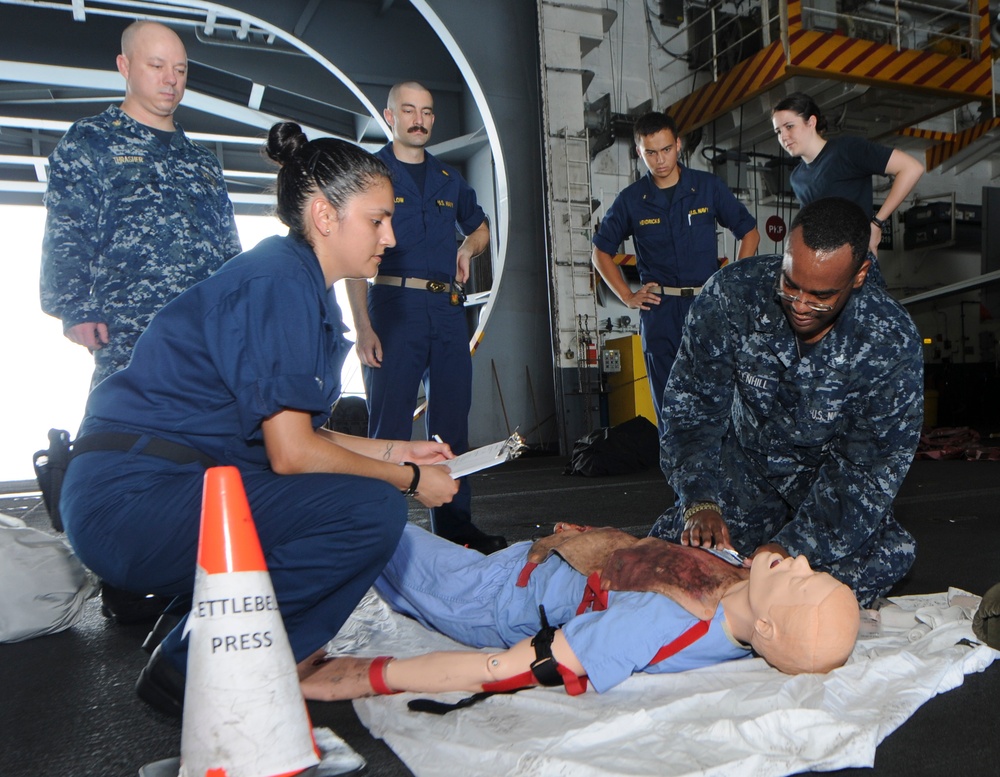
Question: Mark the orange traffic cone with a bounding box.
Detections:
[178,466,320,777]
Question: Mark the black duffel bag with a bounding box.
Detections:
[565,416,659,477]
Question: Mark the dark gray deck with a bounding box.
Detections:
[1,455,997,777]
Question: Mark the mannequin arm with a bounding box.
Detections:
[299,631,585,702]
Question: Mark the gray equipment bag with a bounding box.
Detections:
[0,514,98,642]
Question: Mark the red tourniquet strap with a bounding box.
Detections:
[577,572,608,614]
[648,619,710,665]
[558,663,588,695]
[481,621,707,696]
[481,665,589,696]
[486,575,708,698]
[482,670,536,693]
[369,655,399,695]
[516,561,538,587]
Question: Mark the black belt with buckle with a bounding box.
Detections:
[373,275,448,293]
[71,432,218,468]
[652,284,703,297]
[373,275,465,305]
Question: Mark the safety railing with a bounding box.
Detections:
[659,0,983,96]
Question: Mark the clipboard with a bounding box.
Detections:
[438,432,526,479]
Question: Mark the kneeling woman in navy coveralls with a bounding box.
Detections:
[60,121,458,715]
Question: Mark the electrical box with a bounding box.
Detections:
[904,202,981,227]
[602,349,621,374]
[659,0,684,27]
[604,335,657,427]
[803,0,838,32]
[902,201,982,250]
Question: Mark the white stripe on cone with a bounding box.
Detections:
[179,566,319,777]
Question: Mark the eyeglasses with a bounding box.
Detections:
[773,274,847,313]
[774,287,834,312]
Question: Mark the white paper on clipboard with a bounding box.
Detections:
[437,432,525,479]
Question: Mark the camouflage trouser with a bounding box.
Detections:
[90,327,140,388]
[649,471,916,608]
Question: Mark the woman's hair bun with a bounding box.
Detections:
[266,121,309,166]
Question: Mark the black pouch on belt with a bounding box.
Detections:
[449,279,466,306]
[32,428,72,532]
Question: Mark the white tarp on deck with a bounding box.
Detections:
[343,590,996,777]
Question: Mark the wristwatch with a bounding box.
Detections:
[401,462,420,496]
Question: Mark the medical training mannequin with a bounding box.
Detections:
[299,523,860,701]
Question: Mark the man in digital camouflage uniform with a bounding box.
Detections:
[41,20,241,388]
[651,197,922,607]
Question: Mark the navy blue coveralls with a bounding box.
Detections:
[61,235,407,674]
[364,143,486,538]
[593,166,756,429]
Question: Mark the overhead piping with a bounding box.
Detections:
[193,24,304,55]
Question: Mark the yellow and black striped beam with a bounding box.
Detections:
[667,0,993,136]
[918,117,1000,171]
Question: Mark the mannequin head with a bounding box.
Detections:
[747,553,860,674]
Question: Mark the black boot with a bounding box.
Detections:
[433,496,506,554]
[100,582,172,625]
[141,594,192,654]
[141,612,185,655]
[136,645,185,718]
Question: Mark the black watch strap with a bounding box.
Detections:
[402,461,420,496]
